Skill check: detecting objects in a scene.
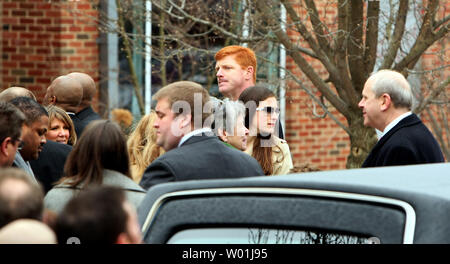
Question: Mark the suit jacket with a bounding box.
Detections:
[362,114,444,167]
[139,134,264,190]
[29,140,72,194]
[71,106,101,138]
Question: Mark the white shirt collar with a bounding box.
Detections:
[178,128,213,147]
[379,111,412,140]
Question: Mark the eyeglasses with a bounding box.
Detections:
[15,139,25,151]
[256,106,280,114]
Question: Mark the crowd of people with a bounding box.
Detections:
[0,45,445,244]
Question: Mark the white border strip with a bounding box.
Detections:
[142,187,416,244]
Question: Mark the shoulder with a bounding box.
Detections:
[272,136,290,153]
[102,169,146,193]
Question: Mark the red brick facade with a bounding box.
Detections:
[1,0,448,169]
[1,0,99,102]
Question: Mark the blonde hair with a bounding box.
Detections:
[127,111,165,183]
[45,105,77,145]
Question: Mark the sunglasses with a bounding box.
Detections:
[256,106,280,114]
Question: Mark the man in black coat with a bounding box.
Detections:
[66,72,102,137]
[358,70,444,167]
[139,81,264,190]
[29,140,72,194]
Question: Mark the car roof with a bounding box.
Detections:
[138,162,450,243]
[143,162,450,201]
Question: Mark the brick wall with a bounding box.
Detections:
[1,0,99,104]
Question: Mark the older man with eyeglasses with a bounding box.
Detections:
[0,102,26,168]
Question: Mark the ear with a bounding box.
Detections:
[217,128,228,142]
[380,93,391,111]
[179,114,192,129]
[245,66,254,81]
[50,96,57,104]
[0,139,9,156]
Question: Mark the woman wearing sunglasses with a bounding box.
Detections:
[239,85,293,175]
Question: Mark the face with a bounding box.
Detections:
[225,115,249,151]
[20,115,48,161]
[215,55,249,99]
[358,80,383,130]
[46,117,70,144]
[154,98,183,151]
[251,97,279,136]
[4,133,23,167]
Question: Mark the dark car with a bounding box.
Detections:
[138,162,450,244]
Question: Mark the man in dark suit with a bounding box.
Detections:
[29,140,71,194]
[358,70,444,167]
[67,72,102,137]
[139,81,264,190]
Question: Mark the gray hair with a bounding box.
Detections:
[369,70,413,109]
[213,98,246,135]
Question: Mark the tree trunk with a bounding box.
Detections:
[346,115,378,168]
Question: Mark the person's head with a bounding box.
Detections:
[127,111,165,182]
[215,46,257,100]
[0,87,36,102]
[239,85,279,137]
[54,186,142,244]
[66,72,96,109]
[0,102,26,167]
[0,219,56,244]
[0,168,44,228]
[10,97,48,161]
[44,75,83,113]
[45,105,77,145]
[61,120,131,187]
[213,99,249,151]
[153,81,211,151]
[358,70,413,131]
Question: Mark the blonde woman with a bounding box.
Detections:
[45,105,77,145]
[127,111,164,183]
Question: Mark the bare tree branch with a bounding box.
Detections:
[304,0,333,59]
[394,0,449,74]
[258,0,351,119]
[413,76,450,114]
[434,14,450,30]
[347,0,366,92]
[152,0,266,43]
[363,0,379,79]
[380,0,409,69]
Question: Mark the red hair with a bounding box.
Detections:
[215,46,257,82]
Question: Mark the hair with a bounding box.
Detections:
[0,87,36,102]
[215,45,257,82]
[9,97,48,126]
[369,70,413,109]
[239,85,281,175]
[54,186,128,244]
[0,168,44,228]
[127,111,165,182]
[59,120,131,187]
[212,98,246,136]
[45,105,77,145]
[153,81,211,128]
[0,102,26,143]
[111,108,134,136]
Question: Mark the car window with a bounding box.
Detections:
[167,227,375,244]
